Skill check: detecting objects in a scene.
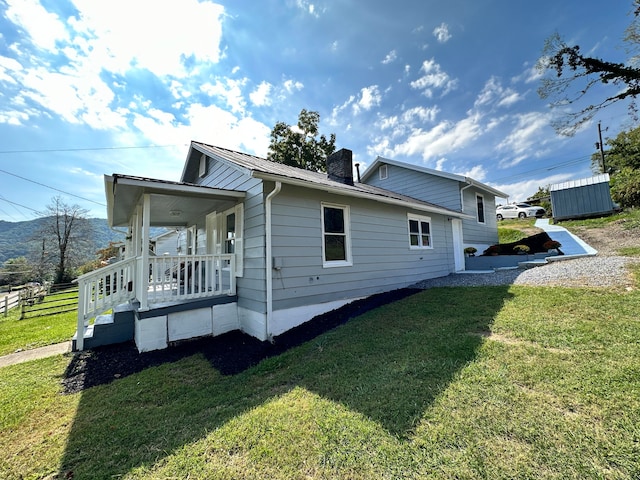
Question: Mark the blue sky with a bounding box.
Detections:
[0,0,636,221]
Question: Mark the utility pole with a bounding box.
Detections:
[597,122,606,173]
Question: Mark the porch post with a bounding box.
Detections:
[138,194,151,310]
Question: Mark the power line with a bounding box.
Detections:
[0,169,106,206]
[492,154,591,184]
[0,197,40,214]
[0,144,185,154]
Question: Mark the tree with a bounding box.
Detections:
[0,256,33,286]
[537,2,640,135]
[610,167,640,208]
[267,109,336,171]
[38,196,94,284]
[594,125,640,173]
[526,186,552,216]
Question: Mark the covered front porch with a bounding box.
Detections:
[74,174,246,352]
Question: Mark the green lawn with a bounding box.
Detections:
[0,298,77,356]
[1,283,639,479]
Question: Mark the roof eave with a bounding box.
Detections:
[252,171,471,219]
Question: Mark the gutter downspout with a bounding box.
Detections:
[265,181,282,342]
[460,183,474,213]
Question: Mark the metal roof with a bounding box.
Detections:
[549,174,610,192]
[190,142,473,219]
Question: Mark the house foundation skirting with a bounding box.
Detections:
[135,301,239,353]
[270,296,365,338]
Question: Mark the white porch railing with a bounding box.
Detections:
[75,254,235,350]
[146,254,236,304]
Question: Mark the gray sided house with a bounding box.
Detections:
[74,143,486,353]
[361,157,508,253]
[550,174,616,221]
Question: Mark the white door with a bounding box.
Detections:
[452,219,465,272]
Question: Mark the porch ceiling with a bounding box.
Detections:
[105,174,245,227]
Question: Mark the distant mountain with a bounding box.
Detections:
[0,217,126,264]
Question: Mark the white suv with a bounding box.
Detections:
[496,203,545,220]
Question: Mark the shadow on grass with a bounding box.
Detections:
[59,286,512,478]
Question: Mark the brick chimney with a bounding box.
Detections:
[326,148,354,186]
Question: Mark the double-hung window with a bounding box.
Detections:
[408,214,432,249]
[322,203,352,267]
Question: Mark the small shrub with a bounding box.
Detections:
[464,247,477,256]
[513,244,530,254]
[543,240,561,250]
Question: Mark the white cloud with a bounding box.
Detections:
[475,76,523,109]
[5,0,69,51]
[382,50,397,65]
[410,58,457,98]
[433,22,452,43]
[66,0,225,77]
[294,0,322,17]
[355,85,382,113]
[456,164,487,181]
[200,78,248,114]
[383,111,484,162]
[497,92,523,108]
[402,106,439,124]
[497,111,553,167]
[493,173,572,203]
[249,81,273,107]
[283,79,304,93]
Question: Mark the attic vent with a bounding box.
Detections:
[379,165,388,180]
[199,154,207,178]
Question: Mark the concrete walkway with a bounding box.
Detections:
[534,219,598,257]
[0,341,72,368]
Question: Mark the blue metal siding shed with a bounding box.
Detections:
[550,174,615,221]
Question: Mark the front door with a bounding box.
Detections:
[452,219,464,271]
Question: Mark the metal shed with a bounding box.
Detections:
[550,174,615,221]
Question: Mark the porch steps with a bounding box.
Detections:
[72,303,136,351]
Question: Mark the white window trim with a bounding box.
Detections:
[321,202,352,268]
[379,164,388,180]
[476,193,486,224]
[408,213,433,250]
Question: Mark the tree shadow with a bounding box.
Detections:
[59,286,513,478]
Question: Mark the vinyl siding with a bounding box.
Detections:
[461,188,499,244]
[269,184,453,311]
[364,164,462,210]
[195,158,267,314]
[365,162,500,246]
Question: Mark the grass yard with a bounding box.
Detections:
[497,218,540,244]
[0,298,77,356]
[1,284,639,479]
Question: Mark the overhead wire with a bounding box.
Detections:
[0,169,106,206]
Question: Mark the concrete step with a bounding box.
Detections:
[518,259,548,269]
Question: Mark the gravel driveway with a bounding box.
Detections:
[412,256,638,290]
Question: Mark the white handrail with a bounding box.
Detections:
[75,257,137,351]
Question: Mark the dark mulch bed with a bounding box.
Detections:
[482,231,563,256]
[61,288,420,394]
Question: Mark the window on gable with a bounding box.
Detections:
[322,203,352,267]
[476,194,485,224]
[379,164,388,180]
[408,214,432,249]
[199,154,207,178]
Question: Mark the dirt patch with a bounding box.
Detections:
[565,220,640,256]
